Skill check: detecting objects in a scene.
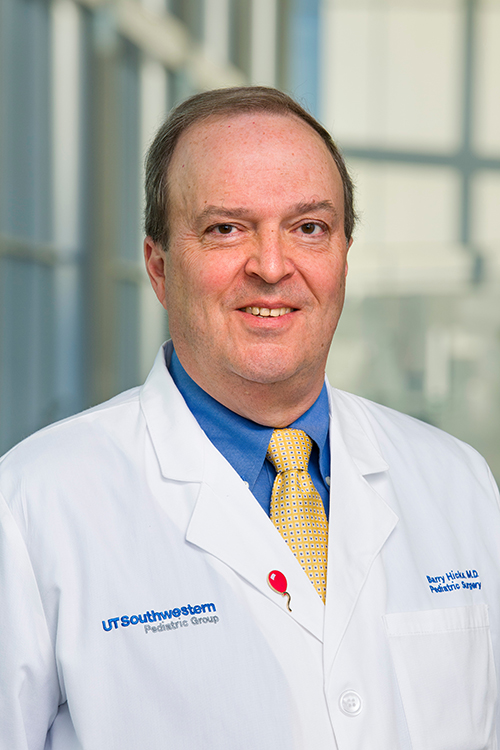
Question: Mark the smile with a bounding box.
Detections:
[243,307,293,317]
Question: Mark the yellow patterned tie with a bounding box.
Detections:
[267,429,328,603]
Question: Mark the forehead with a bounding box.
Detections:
[173,111,330,159]
[168,112,342,210]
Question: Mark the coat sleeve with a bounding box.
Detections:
[0,492,60,749]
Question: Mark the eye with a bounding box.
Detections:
[210,223,236,235]
[298,222,324,235]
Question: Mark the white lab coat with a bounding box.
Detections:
[1,341,499,750]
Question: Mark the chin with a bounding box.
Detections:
[230,355,309,387]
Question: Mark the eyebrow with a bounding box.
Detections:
[196,206,254,223]
[196,200,338,224]
[291,200,338,218]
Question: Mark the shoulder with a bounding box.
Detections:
[333,387,460,447]
[328,385,497,495]
[0,386,143,489]
[331,385,470,452]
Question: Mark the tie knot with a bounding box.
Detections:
[266,428,313,474]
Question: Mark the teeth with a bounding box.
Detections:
[244,306,292,317]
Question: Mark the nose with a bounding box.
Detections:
[244,230,294,285]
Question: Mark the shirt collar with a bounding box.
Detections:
[168,349,330,490]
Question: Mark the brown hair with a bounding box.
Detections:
[144,86,356,248]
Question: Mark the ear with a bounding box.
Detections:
[144,237,168,310]
[345,236,353,277]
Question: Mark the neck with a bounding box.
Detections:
[218,381,324,427]
[176,355,324,427]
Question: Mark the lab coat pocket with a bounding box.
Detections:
[384,604,497,750]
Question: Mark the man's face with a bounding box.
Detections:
[145,112,351,407]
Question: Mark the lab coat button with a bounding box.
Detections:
[339,690,362,716]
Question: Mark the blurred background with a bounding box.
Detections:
[0,0,499,481]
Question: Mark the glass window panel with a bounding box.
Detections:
[229,0,251,74]
[169,0,203,40]
[287,0,319,116]
[473,5,500,156]
[325,4,462,151]
[350,161,460,245]
[117,280,140,392]
[118,40,141,262]
[170,67,196,108]
[0,0,51,241]
[52,0,82,251]
[472,172,500,245]
[0,258,55,453]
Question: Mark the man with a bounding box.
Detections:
[1,87,499,749]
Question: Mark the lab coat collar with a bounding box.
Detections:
[141,343,389,483]
[140,345,396,643]
[327,382,390,476]
[140,342,206,482]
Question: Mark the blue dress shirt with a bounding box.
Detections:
[169,350,331,517]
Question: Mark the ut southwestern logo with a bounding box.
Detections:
[102,602,218,633]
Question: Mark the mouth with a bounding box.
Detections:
[242,306,293,318]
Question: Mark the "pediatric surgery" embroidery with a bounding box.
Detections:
[426,569,481,593]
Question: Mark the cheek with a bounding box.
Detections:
[195,264,232,294]
[164,252,202,310]
[176,250,237,295]
[310,257,347,300]
[164,261,232,332]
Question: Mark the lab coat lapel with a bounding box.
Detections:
[141,345,325,640]
[140,343,205,482]
[186,449,325,642]
[323,386,398,668]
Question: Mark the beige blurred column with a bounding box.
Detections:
[88,7,121,405]
[204,0,230,66]
[139,52,169,380]
[250,0,278,86]
[51,0,84,413]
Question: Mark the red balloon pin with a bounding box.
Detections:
[267,570,292,611]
